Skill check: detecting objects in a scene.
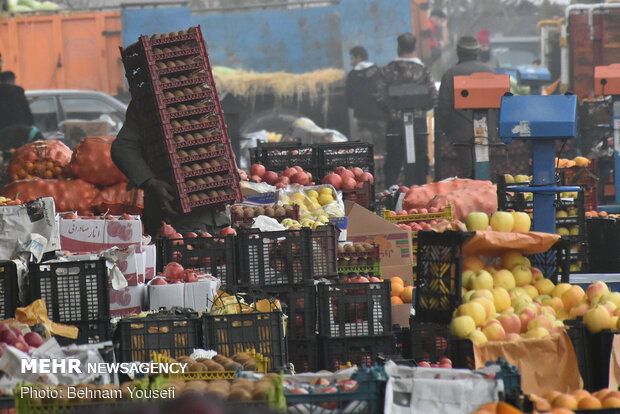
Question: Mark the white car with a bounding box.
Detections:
[25,89,128,145]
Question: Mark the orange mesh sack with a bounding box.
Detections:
[1,178,98,215]
[68,136,127,186]
[92,182,144,215]
[7,140,72,181]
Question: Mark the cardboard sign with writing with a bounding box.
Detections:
[59,217,142,253]
[345,201,414,285]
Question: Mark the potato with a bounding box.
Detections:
[171,120,181,128]
[153,48,163,54]
[166,61,176,68]
[204,176,214,184]
[196,178,207,185]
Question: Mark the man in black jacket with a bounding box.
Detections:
[374,33,438,186]
[0,70,36,150]
[345,46,385,186]
[111,101,230,236]
[436,36,496,180]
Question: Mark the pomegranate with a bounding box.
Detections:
[164,262,185,281]
[262,171,278,185]
[151,277,168,285]
[24,332,43,348]
[292,172,310,185]
[322,173,342,190]
[341,177,356,190]
[250,163,266,178]
[358,172,374,185]
[282,167,298,178]
[219,227,237,236]
[350,167,364,178]
[158,221,176,237]
[184,232,198,238]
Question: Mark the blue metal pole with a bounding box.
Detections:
[531,140,557,234]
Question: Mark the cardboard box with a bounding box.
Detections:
[148,278,219,311]
[329,216,348,241]
[143,244,156,280]
[392,304,413,328]
[345,201,414,285]
[109,284,145,317]
[59,217,143,253]
[64,247,143,285]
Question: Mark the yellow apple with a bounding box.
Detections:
[523,327,550,338]
[469,329,488,344]
[493,269,516,291]
[534,278,555,296]
[462,270,475,290]
[465,212,490,232]
[497,312,521,334]
[504,174,515,183]
[586,281,610,303]
[482,320,506,341]
[522,284,539,299]
[561,285,585,311]
[583,305,611,333]
[492,287,511,312]
[450,315,476,338]
[470,270,494,290]
[463,256,485,271]
[457,301,486,326]
[511,211,531,232]
[473,297,496,319]
[501,251,527,269]
[552,283,572,299]
[490,211,514,232]
[512,265,533,286]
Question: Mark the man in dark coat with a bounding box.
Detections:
[0,71,36,150]
[111,101,230,236]
[345,46,386,187]
[435,36,497,180]
[374,33,438,186]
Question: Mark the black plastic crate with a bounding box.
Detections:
[496,174,531,211]
[28,259,110,323]
[318,282,391,338]
[588,217,620,272]
[155,235,237,286]
[311,224,339,279]
[0,262,18,320]
[319,335,395,371]
[526,239,571,284]
[202,311,287,371]
[414,231,474,324]
[264,283,316,339]
[288,338,319,373]
[116,311,201,362]
[54,320,111,346]
[249,142,319,177]
[564,319,594,391]
[237,228,314,286]
[589,329,615,392]
[0,397,13,414]
[317,142,375,176]
[409,319,474,369]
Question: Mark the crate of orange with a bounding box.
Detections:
[318,281,391,338]
[388,276,414,306]
[559,156,598,212]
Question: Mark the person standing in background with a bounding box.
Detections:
[477,30,501,69]
[375,33,437,187]
[435,36,496,180]
[345,46,386,188]
[428,10,449,65]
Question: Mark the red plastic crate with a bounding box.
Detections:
[561,162,597,212]
[121,25,242,213]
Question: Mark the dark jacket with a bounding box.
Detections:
[111,101,229,235]
[436,58,497,143]
[0,84,34,131]
[374,58,438,122]
[345,64,384,120]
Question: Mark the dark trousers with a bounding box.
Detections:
[385,119,429,186]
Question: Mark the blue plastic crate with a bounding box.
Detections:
[285,365,387,414]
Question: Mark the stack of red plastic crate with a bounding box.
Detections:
[120,26,242,213]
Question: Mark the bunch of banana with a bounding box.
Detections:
[266,131,282,143]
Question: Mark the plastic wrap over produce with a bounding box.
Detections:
[277,184,344,221]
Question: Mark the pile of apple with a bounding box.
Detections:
[322,167,374,191]
[450,250,620,344]
[465,210,531,233]
[284,376,359,403]
[0,322,44,355]
[158,221,236,241]
[416,357,453,368]
[387,206,450,232]
[249,163,315,188]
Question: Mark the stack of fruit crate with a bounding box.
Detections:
[120,26,242,214]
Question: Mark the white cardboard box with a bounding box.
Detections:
[148,278,219,311]
[58,217,143,253]
[109,284,145,317]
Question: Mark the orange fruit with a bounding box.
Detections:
[578,396,602,409]
[544,391,562,402]
[604,391,620,401]
[391,283,404,297]
[594,388,611,401]
[552,394,578,410]
[534,399,551,411]
[573,156,590,167]
[603,397,620,408]
[400,286,414,303]
[472,402,496,414]
[391,296,404,305]
[570,389,591,402]
[599,211,609,217]
[390,277,404,286]
[496,401,523,414]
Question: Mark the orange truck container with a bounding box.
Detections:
[0,11,125,95]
